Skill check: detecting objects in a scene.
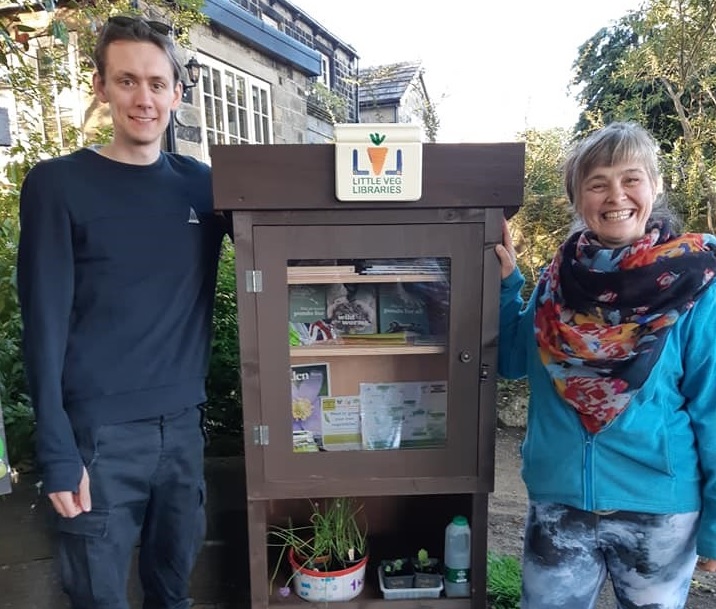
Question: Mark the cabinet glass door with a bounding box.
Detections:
[288,256,449,453]
[254,222,484,482]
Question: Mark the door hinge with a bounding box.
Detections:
[245,270,263,293]
[253,424,269,446]
[479,363,490,382]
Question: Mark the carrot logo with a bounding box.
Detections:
[367,132,388,175]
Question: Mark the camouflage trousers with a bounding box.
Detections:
[521,501,699,609]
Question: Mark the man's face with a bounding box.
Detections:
[93,40,181,156]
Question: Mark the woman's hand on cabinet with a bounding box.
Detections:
[495,217,517,280]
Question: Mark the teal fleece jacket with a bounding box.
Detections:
[499,268,716,559]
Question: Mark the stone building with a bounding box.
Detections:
[0,0,362,164]
[358,60,433,139]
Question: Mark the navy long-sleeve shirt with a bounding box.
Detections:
[17,148,226,494]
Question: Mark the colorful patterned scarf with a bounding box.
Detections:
[534,222,716,433]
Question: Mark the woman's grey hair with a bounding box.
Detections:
[564,121,680,232]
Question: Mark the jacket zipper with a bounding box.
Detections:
[584,433,594,511]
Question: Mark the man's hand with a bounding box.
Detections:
[48,466,91,518]
[495,217,517,279]
[696,557,716,573]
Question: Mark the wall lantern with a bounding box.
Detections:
[182,56,202,103]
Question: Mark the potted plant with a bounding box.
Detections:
[412,548,442,588]
[267,497,368,601]
[379,557,415,589]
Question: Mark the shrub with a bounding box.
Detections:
[204,240,242,454]
[0,217,35,468]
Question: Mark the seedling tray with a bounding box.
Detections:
[378,569,443,599]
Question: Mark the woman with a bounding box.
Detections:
[496,121,716,609]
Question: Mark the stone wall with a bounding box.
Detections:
[175,25,315,159]
[496,381,528,428]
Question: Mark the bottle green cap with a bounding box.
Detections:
[452,515,468,526]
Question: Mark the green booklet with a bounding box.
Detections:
[378,283,430,335]
[288,285,327,324]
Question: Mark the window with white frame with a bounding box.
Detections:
[261,13,280,31]
[318,52,331,89]
[198,55,272,158]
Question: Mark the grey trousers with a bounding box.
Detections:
[521,501,698,609]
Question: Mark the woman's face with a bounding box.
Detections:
[577,161,657,248]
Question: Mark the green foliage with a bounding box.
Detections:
[383,557,408,573]
[421,96,440,143]
[323,497,367,565]
[487,551,521,609]
[1,399,34,469]
[416,548,430,568]
[413,547,439,572]
[0,217,33,468]
[64,0,206,62]
[625,0,716,231]
[570,12,677,140]
[309,82,349,124]
[513,127,573,291]
[205,240,242,454]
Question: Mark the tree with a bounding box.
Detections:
[511,127,573,290]
[571,0,716,232]
[624,0,716,231]
[497,128,573,422]
[571,11,680,144]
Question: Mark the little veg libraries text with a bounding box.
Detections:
[351,133,403,195]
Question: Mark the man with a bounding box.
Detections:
[17,15,227,609]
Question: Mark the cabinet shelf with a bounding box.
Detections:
[286,272,444,285]
[266,591,470,609]
[290,344,446,357]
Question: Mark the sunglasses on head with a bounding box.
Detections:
[107,15,172,36]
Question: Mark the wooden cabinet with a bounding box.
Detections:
[211,143,524,608]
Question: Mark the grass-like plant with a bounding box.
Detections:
[267,497,368,595]
[487,551,521,609]
[322,497,367,565]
